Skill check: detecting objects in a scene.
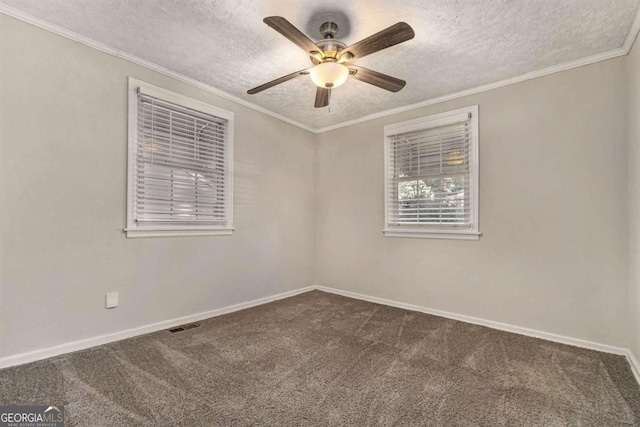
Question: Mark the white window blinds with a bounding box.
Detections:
[384,106,479,239]
[127,79,234,237]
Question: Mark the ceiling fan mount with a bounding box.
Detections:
[247,16,415,108]
[319,21,339,39]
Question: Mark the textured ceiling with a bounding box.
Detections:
[2,0,639,130]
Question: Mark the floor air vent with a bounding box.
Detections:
[168,322,201,333]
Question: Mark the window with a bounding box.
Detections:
[384,106,480,240]
[126,78,234,238]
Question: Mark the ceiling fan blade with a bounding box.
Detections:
[348,65,406,92]
[264,16,324,59]
[338,22,414,61]
[315,87,330,108]
[247,69,309,95]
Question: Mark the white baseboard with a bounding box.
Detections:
[0,286,314,369]
[317,286,640,386]
[316,286,629,356]
[626,349,640,386]
[2,283,639,389]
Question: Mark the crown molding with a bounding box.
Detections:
[0,4,317,134]
[316,47,627,133]
[319,4,640,132]
[2,3,639,135]
[624,4,640,54]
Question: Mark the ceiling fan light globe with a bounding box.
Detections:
[310,62,349,89]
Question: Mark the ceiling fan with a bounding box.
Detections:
[247,17,415,108]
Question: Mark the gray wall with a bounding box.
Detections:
[629,37,640,361]
[0,14,316,357]
[315,58,629,347]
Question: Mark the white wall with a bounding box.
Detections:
[629,36,640,361]
[316,58,629,347]
[0,14,316,358]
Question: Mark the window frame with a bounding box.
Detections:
[125,77,234,238]
[383,105,480,240]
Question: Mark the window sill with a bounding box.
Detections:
[383,228,481,240]
[125,228,234,239]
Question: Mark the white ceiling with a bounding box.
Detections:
[2,0,639,131]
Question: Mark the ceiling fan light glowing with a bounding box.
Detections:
[247,17,415,107]
[310,62,349,89]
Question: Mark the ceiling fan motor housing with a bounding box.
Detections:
[315,39,347,60]
[314,22,348,63]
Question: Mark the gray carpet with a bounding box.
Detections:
[1,290,639,426]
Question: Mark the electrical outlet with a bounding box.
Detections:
[105,292,119,309]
